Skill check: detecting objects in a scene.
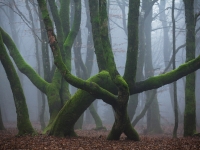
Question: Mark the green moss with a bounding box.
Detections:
[0,31,35,135]
[114,75,128,89]
[46,84,62,122]
[47,71,117,137]
[63,0,81,49]
[59,0,70,38]
[48,89,96,136]
[38,0,54,31]
[88,0,107,71]
[123,115,140,141]
[184,74,196,136]
[123,0,140,86]
[0,27,48,93]
[183,0,196,137]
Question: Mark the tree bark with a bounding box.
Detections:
[0,31,35,135]
[183,0,196,136]
[48,71,117,136]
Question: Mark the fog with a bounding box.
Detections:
[0,0,199,133]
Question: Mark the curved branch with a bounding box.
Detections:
[0,31,35,135]
[132,55,200,94]
[0,27,49,93]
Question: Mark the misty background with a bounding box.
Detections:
[0,0,200,132]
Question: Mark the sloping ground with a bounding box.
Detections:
[0,129,200,150]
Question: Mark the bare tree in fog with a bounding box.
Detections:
[172,0,178,138]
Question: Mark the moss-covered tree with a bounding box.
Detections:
[35,0,200,140]
[1,0,200,141]
[0,31,35,135]
[142,0,162,134]
[183,0,196,136]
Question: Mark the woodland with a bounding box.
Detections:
[0,0,200,149]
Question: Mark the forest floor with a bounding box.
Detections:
[0,123,200,150]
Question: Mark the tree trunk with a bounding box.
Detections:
[84,0,102,128]
[107,98,139,140]
[0,31,35,135]
[183,0,196,136]
[127,12,146,121]
[143,1,162,134]
[48,72,116,136]
[0,106,5,130]
[48,71,139,140]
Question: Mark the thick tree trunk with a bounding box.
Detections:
[49,90,91,137]
[127,94,139,121]
[37,0,200,141]
[48,71,117,136]
[183,0,196,136]
[48,71,139,140]
[107,97,139,141]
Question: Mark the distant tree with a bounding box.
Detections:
[0,30,35,135]
[0,106,5,130]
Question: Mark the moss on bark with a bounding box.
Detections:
[0,27,63,126]
[133,56,200,94]
[49,90,95,136]
[88,0,107,71]
[0,31,35,135]
[48,71,116,135]
[183,0,196,136]
[0,27,48,93]
[123,0,140,88]
[38,0,200,141]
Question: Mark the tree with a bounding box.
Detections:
[0,106,5,130]
[0,30,35,135]
[172,0,178,138]
[1,0,200,141]
[143,0,162,134]
[183,0,196,136]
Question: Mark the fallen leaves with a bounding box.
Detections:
[0,128,200,150]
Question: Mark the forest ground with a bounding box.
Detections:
[0,122,200,150]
